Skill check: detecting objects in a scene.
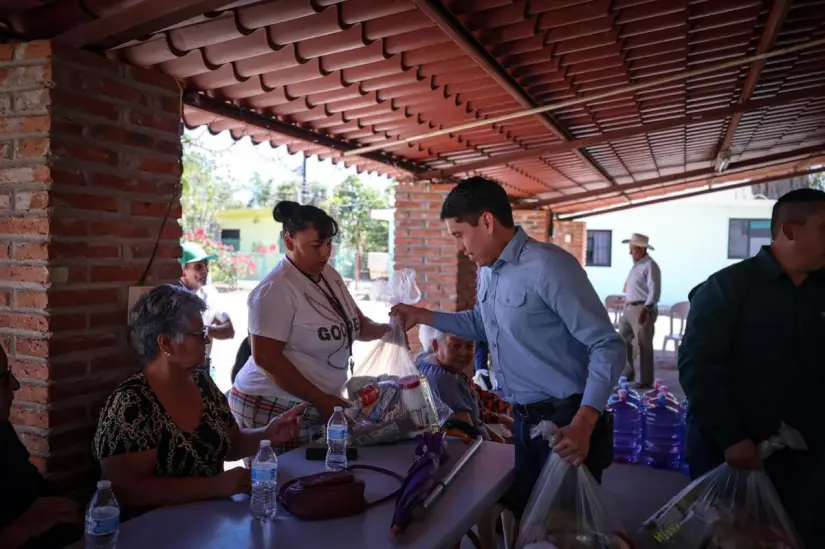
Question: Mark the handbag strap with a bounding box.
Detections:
[347,464,405,508]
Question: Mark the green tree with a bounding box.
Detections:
[330,176,391,284]
[180,136,240,235]
[246,172,275,208]
[812,172,825,191]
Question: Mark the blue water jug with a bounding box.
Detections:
[644,393,682,470]
[608,389,643,464]
[608,379,642,409]
[680,397,690,475]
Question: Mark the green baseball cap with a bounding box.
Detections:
[180,242,216,265]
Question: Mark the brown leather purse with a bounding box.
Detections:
[277,465,404,521]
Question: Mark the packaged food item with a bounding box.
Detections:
[642,423,806,549]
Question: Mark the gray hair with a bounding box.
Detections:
[418,325,447,354]
[129,284,206,364]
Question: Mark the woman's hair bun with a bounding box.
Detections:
[273,200,300,223]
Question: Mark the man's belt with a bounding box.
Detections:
[513,394,583,419]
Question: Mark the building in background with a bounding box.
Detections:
[216,207,284,281]
[582,188,775,305]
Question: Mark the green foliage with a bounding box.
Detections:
[329,175,391,254]
[183,228,257,288]
[180,136,242,235]
[246,174,330,210]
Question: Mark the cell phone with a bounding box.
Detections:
[305,446,358,461]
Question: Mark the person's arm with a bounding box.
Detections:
[678,278,748,452]
[646,261,662,307]
[356,307,389,341]
[430,304,487,341]
[208,315,235,340]
[539,253,625,416]
[93,390,244,509]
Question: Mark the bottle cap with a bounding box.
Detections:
[657,393,667,405]
[97,480,111,489]
[618,389,628,400]
[654,378,664,389]
[618,375,627,384]
[333,406,343,412]
[260,439,271,447]
[620,380,630,390]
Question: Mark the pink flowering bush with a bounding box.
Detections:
[183,228,257,287]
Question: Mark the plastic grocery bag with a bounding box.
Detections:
[342,269,451,445]
[642,423,806,549]
[371,268,422,306]
[517,421,632,549]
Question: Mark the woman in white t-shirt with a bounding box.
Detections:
[229,201,389,455]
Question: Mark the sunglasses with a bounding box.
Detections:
[183,328,209,341]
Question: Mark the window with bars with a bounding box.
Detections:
[586,230,612,267]
[728,219,771,259]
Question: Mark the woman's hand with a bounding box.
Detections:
[218,467,251,497]
[265,402,308,444]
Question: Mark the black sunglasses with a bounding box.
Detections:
[183,328,209,340]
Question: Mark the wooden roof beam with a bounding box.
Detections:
[712,0,792,168]
[55,0,238,50]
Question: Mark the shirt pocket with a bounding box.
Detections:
[496,289,527,323]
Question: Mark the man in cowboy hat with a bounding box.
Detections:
[618,233,661,388]
[178,242,235,377]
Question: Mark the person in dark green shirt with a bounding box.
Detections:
[679,188,825,547]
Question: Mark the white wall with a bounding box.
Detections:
[582,189,775,306]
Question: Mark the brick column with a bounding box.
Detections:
[513,209,550,242]
[0,41,183,486]
[551,219,587,265]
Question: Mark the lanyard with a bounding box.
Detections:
[286,257,355,372]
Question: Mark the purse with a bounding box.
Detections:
[277,464,404,521]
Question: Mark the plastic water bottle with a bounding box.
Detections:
[644,393,682,470]
[680,397,690,475]
[608,380,642,409]
[325,406,348,471]
[84,480,119,549]
[607,389,643,464]
[642,378,666,405]
[250,440,278,520]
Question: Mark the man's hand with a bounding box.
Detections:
[497,413,515,430]
[218,467,251,497]
[389,304,431,331]
[554,416,595,466]
[638,307,649,325]
[724,439,762,469]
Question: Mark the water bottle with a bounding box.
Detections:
[680,397,690,475]
[84,480,119,549]
[642,378,666,405]
[608,380,642,409]
[325,406,348,471]
[607,389,643,464]
[250,440,278,520]
[644,393,682,470]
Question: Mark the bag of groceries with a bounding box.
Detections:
[342,269,451,446]
[517,421,633,549]
[642,423,806,549]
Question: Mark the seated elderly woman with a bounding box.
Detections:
[414,326,513,443]
[93,285,304,512]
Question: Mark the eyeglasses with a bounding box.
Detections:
[183,328,209,341]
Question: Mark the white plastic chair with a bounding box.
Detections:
[663,301,690,354]
[604,295,626,329]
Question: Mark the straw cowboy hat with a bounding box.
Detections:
[622,233,654,250]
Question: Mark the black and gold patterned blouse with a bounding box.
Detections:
[93,370,235,478]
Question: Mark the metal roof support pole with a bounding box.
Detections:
[712,0,792,169]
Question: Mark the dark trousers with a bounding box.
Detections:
[687,424,825,546]
[502,396,614,518]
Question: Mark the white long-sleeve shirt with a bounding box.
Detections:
[624,255,661,307]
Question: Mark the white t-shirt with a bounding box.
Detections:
[234,258,361,400]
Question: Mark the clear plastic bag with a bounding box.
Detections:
[642,423,807,549]
[371,268,422,306]
[343,269,450,445]
[517,421,632,549]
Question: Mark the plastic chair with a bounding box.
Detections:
[663,301,690,353]
[604,295,626,329]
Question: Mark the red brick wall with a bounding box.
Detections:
[513,209,550,242]
[0,41,183,486]
[551,220,587,265]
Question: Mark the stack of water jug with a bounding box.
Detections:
[606,376,690,474]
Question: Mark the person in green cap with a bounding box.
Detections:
[179,242,235,377]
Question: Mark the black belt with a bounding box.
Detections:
[627,301,645,306]
[513,394,583,419]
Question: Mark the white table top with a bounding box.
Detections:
[86,439,515,549]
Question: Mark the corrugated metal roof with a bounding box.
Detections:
[4,0,825,211]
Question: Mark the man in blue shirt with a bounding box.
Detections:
[392,177,625,516]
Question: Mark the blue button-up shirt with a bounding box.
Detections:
[431,228,625,411]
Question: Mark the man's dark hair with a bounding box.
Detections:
[770,187,825,239]
[440,177,515,228]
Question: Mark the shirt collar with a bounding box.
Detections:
[755,246,786,280]
[496,227,529,266]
